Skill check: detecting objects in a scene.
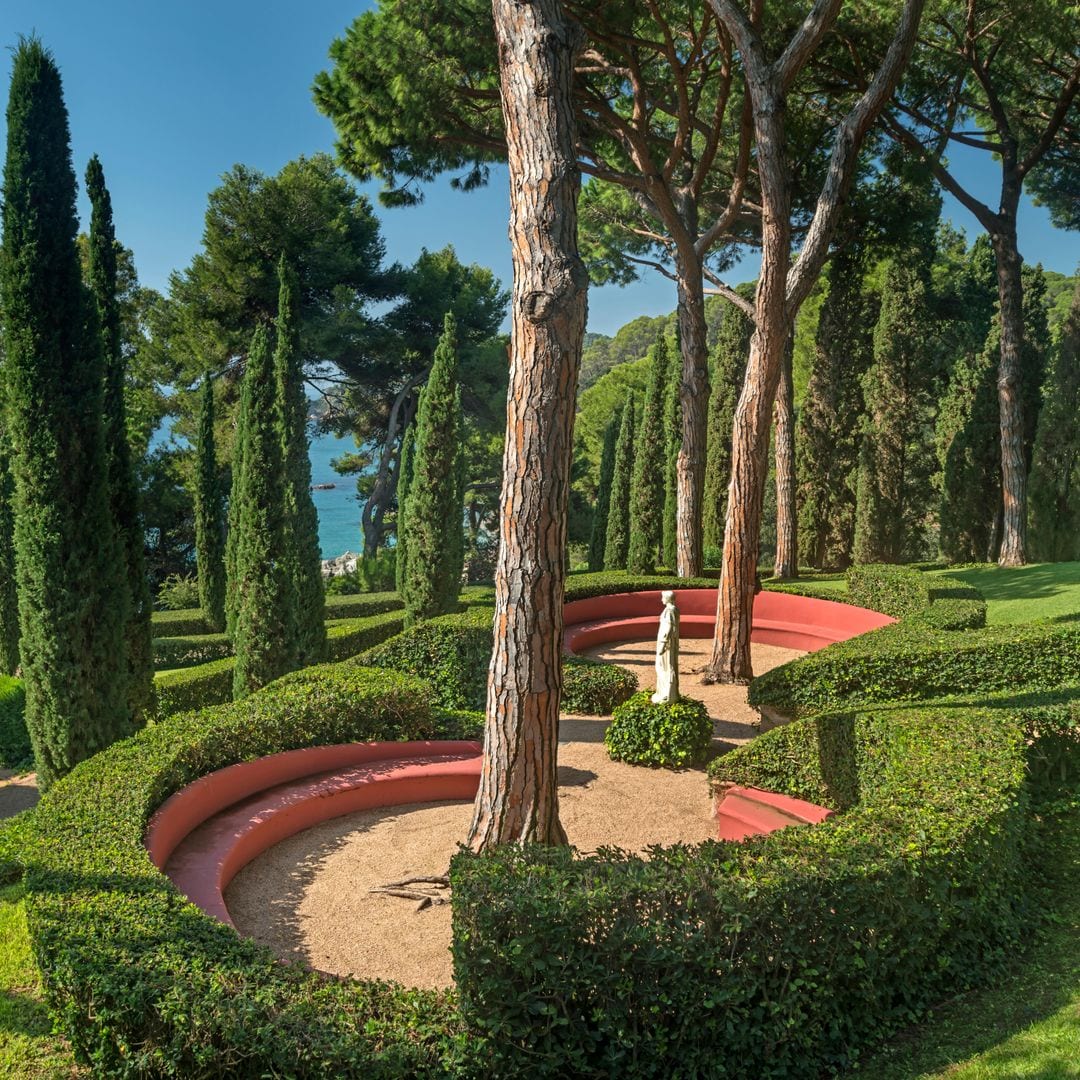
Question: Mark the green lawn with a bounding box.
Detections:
[930,562,1080,625]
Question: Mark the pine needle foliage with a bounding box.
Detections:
[274,257,326,665]
[230,325,294,698]
[0,38,130,787]
[588,406,621,572]
[627,334,670,573]
[86,154,154,723]
[604,393,637,571]
[402,312,463,625]
[194,377,227,630]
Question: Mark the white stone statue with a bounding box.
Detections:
[651,590,680,704]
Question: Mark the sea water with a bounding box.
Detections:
[308,430,362,558]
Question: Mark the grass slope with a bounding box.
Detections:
[930,562,1080,625]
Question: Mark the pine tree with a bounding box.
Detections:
[0,448,19,675]
[703,301,751,554]
[230,325,294,698]
[402,312,464,625]
[0,39,129,786]
[86,154,154,723]
[588,406,621,572]
[1029,279,1080,561]
[274,257,326,665]
[194,376,227,630]
[604,393,637,571]
[627,335,670,573]
[795,249,876,569]
[395,421,416,595]
[662,349,682,570]
[854,257,937,564]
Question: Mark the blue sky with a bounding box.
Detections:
[1,2,1075,337]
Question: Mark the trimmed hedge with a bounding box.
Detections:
[153,657,235,718]
[323,590,404,621]
[22,663,473,1076]
[325,611,406,663]
[912,597,987,631]
[0,676,29,768]
[0,809,36,886]
[749,618,1080,720]
[451,700,1039,1077]
[153,632,233,670]
[846,563,931,618]
[604,691,712,767]
[564,571,717,602]
[561,656,638,714]
[150,608,214,637]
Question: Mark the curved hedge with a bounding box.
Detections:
[846,563,931,617]
[20,662,476,1076]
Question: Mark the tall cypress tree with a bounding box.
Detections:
[394,421,416,595]
[274,257,326,665]
[0,39,129,786]
[854,257,937,564]
[86,154,154,723]
[627,334,670,573]
[194,376,227,630]
[603,392,637,571]
[224,378,249,639]
[588,406,621,572]
[703,300,751,554]
[662,349,681,570]
[0,448,19,675]
[230,325,294,698]
[402,312,463,625]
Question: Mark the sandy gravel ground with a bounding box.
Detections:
[0,769,38,821]
[226,640,801,989]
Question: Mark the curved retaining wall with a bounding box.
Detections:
[563,589,893,654]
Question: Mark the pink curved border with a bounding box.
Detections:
[563,589,892,654]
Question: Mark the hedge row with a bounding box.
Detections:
[911,597,987,631]
[845,563,931,617]
[150,607,214,637]
[322,590,404,621]
[0,676,28,769]
[563,571,717,602]
[325,611,406,663]
[153,632,233,670]
[450,699,1043,1077]
[20,663,476,1076]
[749,618,1080,720]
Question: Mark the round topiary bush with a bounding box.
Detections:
[562,656,638,714]
[604,690,712,768]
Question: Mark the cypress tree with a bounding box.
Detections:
[86,154,154,723]
[627,334,670,573]
[703,300,752,554]
[853,257,937,564]
[795,249,876,569]
[402,312,463,625]
[230,325,294,698]
[194,376,227,630]
[448,389,467,592]
[224,377,249,638]
[0,39,129,786]
[1029,279,1080,562]
[274,257,326,665]
[662,350,681,570]
[0,448,19,675]
[603,392,637,571]
[588,406,621,572]
[394,421,416,595]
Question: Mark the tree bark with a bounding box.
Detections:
[675,252,709,578]
[991,215,1027,567]
[773,333,797,579]
[467,0,586,852]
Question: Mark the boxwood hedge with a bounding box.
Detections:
[846,563,931,617]
[150,608,214,637]
[153,632,233,670]
[323,590,404,621]
[561,656,638,714]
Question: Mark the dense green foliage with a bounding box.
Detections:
[86,154,155,728]
[274,258,327,664]
[627,335,670,574]
[0,676,28,768]
[561,656,638,715]
[402,313,464,624]
[394,421,415,594]
[0,39,131,788]
[603,393,636,570]
[0,452,19,675]
[603,690,712,768]
[193,377,226,631]
[322,591,404,620]
[150,608,214,637]
[846,562,932,618]
[587,408,620,572]
[661,346,681,570]
[153,633,233,671]
[229,327,294,698]
[324,611,407,663]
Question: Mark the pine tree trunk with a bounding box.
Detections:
[773,334,797,579]
[467,0,585,852]
[675,257,709,579]
[991,220,1027,567]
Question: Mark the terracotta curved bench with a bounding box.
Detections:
[563,589,892,654]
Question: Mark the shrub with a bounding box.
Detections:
[324,611,406,662]
[322,591,403,621]
[0,809,36,885]
[846,563,931,617]
[561,656,638,714]
[153,658,235,717]
[603,690,712,768]
[153,632,233,670]
[564,571,717,603]
[22,663,472,1076]
[150,607,214,637]
[452,702,1037,1078]
[912,597,987,631]
[0,676,29,769]
[749,618,1080,720]
[155,572,201,611]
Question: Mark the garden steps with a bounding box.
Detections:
[714,784,834,842]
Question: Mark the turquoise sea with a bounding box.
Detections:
[308,431,363,559]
